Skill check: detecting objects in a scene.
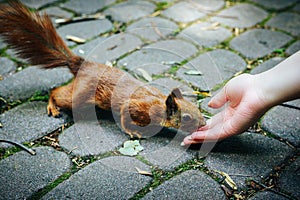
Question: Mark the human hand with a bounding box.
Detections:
[182,74,269,145]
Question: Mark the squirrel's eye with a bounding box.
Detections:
[182,113,192,122]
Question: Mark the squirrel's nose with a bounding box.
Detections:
[198,119,206,128]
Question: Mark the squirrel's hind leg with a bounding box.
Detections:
[47,82,73,117]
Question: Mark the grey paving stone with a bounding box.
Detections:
[249,191,290,200]
[250,57,284,75]
[73,33,142,63]
[43,156,152,199]
[212,3,268,28]
[0,146,71,200]
[61,0,115,14]
[286,41,300,55]
[267,12,300,37]
[204,132,292,188]
[57,19,112,46]
[261,105,300,146]
[162,1,206,23]
[72,37,106,58]
[283,99,300,108]
[20,0,58,9]
[0,57,17,78]
[191,0,225,11]
[119,39,197,75]
[294,2,300,13]
[162,0,225,23]
[0,102,65,148]
[146,39,198,58]
[140,130,197,171]
[142,170,226,199]
[59,120,128,156]
[104,0,156,23]
[43,6,73,19]
[200,89,223,115]
[278,157,300,199]
[0,66,73,101]
[230,29,292,59]
[177,49,246,91]
[178,22,232,47]
[150,77,195,97]
[150,78,198,103]
[126,17,178,42]
[250,0,298,10]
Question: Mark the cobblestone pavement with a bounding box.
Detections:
[0,0,299,199]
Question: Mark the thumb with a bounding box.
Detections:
[208,87,228,108]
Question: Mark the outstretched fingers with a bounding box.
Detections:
[208,87,228,109]
[182,112,228,145]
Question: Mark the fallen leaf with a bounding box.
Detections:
[161,61,181,66]
[193,91,211,97]
[66,35,86,44]
[105,61,113,67]
[136,68,152,82]
[55,13,105,24]
[55,18,70,24]
[233,194,244,200]
[184,70,203,76]
[135,167,152,176]
[214,170,238,190]
[119,147,137,156]
[119,140,144,156]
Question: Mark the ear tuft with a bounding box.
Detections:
[166,88,182,119]
[171,88,183,99]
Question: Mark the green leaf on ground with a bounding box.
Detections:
[184,70,203,76]
[119,140,144,156]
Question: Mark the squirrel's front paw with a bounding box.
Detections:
[47,102,61,118]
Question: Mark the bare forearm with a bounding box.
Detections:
[255,51,300,108]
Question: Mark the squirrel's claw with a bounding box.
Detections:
[47,102,61,118]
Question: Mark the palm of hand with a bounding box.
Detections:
[184,74,267,144]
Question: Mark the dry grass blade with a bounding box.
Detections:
[135,167,152,176]
[0,139,36,155]
[151,22,164,38]
[66,35,86,44]
[136,68,152,82]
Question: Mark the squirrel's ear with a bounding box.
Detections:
[171,88,183,99]
[166,88,182,119]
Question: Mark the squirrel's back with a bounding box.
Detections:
[0,1,83,74]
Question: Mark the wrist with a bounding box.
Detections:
[252,74,276,111]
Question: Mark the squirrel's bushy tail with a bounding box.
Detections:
[0,1,83,75]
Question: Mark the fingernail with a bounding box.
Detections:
[208,100,213,107]
[180,142,186,146]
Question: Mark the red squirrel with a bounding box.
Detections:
[0,1,205,138]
